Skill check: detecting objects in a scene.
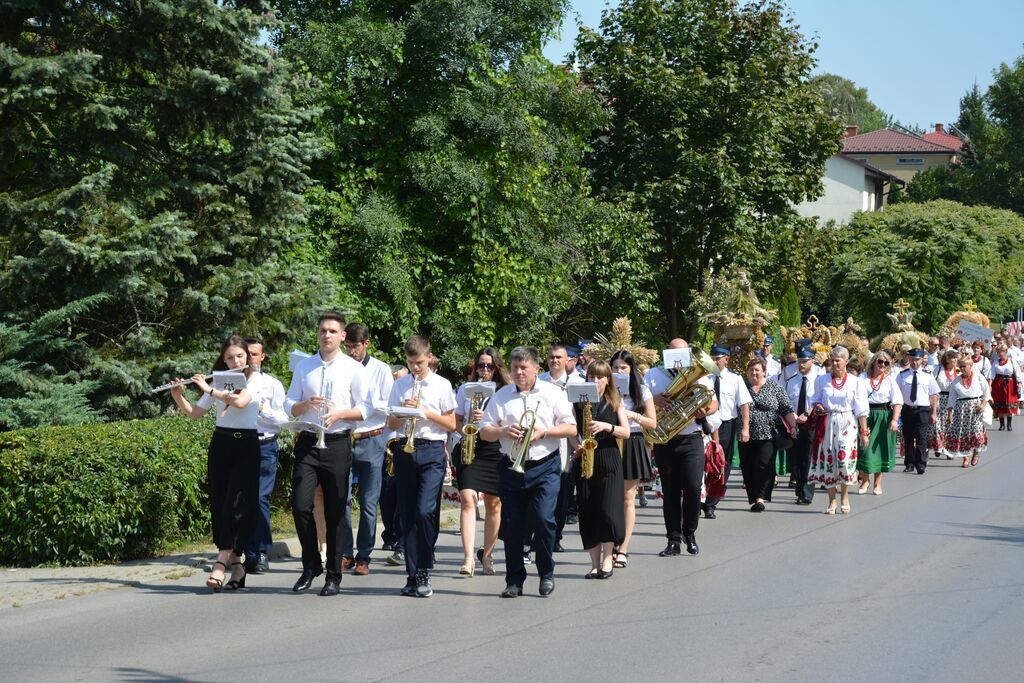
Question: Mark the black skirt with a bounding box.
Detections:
[621,432,654,481]
[573,443,626,549]
[453,439,503,496]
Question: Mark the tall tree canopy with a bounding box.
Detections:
[808,73,892,133]
[273,0,658,367]
[573,0,842,338]
[0,0,329,426]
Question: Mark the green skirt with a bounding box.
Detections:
[775,447,790,475]
[858,407,896,473]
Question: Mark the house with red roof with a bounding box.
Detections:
[795,154,904,225]
[921,123,964,152]
[841,125,959,184]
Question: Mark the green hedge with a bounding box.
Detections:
[0,415,216,566]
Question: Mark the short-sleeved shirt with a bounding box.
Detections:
[809,373,869,417]
[480,380,576,461]
[197,386,258,430]
[387,371,456,442]
[643,366,715,437]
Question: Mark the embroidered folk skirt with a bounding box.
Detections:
[809,411,859,489]
[946,397,989,458]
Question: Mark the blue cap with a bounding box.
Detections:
[710,344,731,357]
[565,345,580,359]
[794,338,812,351]
[764,335,774,344]
[907,348,926,358]
[797,349,816,360]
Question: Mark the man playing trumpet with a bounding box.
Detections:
[480,346,577,598]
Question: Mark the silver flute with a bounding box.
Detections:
[151,365,257,394]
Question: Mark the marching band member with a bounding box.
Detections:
[480,346,577,598]
[286,312,370,596]
[341,323,394,576]
[241,336,288,576]
[454,348,510,577]
[857,350,903,496]
[539,344,583,553]
[170,335,260,592]
[645,338,718,557]
[808,345,869,515]
[896,349,939,475]
[988,344,1021,431]
[702,345,751,519]
[948,356,991,467]
[386,336,456,598]
[569,361,630,578]
[610,349,656,569]
[785,348,822,505]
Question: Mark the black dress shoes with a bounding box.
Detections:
[704,507,716,519]
[903,465,914,472]
[501,585,523,598]
[539,578,555,596]
[319,577,341,596]
[684,534,700,556]
[553,542,565,553]
[252,552,269,575]
[658,542,682,557]
[292,568,323,592]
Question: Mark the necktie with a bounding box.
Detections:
[798,376,807,415]
[714,375,721,402]
[910,371,918,403]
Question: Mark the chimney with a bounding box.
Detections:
[845,125,859,138]
[934,123,945,134]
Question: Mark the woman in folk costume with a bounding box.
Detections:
[857,350,903,496]
[947,356,991,467]
[808,346,869,515]
[987,344,1022,431]
[928,350,959,459]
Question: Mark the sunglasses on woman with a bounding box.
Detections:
[476,362,495,370]
[877,360,890,366]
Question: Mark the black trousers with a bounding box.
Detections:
[653,432,704,541]
[788,427,814,501]
[291,432,352,579]
[207,428,260,553]
[555,470,573,542]
[902,406,931,471]
[705,418,736,510]
[739,439,776,504]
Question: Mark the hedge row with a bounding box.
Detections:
[0,415,217,566]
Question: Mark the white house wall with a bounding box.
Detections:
[795,155,874,225]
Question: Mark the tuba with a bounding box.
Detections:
[644,349,720,445]
[461,390,485,465]
[580,399,597,479]
[508,398,536,474]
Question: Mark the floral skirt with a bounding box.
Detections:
[809,411,859,489]
[992,376,1020,416]
[946,398,989,458]
[927,392,950,454]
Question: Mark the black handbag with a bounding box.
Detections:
[772,417,793,450]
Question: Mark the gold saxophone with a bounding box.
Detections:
[580,399,597,479]
[643,348,720,445]
[461,390,485,465]
[384,438,398,476]
[401,378,423,454]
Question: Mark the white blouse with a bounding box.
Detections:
[197,390,258,430]
[989,357,1021,379]
[623,385,654,433]
[950,373,991,401]
[932,366,958,393]
[809,373,868,418]
[859,373,904,406]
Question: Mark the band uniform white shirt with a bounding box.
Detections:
[247,370,288,437]
[895,368,939,408]
[480,380,576,461]
[712,368,751,421]
[285,351,370,433]
[809,373,869,417]
[197,387,259,430]
[643,366,715,437]
[356,354,395,434]
[539,369,584,470]
[388,370,456,442]
[785,365,824,414]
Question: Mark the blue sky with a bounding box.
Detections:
[542,0,1024,130]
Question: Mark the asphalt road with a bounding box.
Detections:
[3,428,1024,682]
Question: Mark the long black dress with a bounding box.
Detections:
[573,400,625,550]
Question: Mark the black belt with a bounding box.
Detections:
[215,427,257,439]
[957,396,982,402]
[907,405,931,412]
[524,450,560,469]
[300,430,351,442]
[259,433,278,443]
[868,403,891,410]
[939,391,949,396]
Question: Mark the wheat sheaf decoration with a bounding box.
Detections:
[581,317,660,370]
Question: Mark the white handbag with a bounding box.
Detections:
[982,403,994,426]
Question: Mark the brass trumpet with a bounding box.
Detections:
[461,390,485,465]
[402,379,423,454]
[580,399,597,479]
[509,403,536,474]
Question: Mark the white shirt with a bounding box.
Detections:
[712,368,751,421]
[989,357,1022,379]
[972,355,992,377]
[353,354,394,434]
[932,366,957,393]
[1009,346,1024,365]
[538,370,583,469]
[809,373,868,417]
[643,366,715,437]
[623,385,654,433]
[859,372,904,406]
[896,368,940,408]
[779,361,822,385]
[247,370,288,436]
[198,387,258,430]
[388,371,456,442]
[786,368,823,415]
[764,355,782,380]
[951,372,991,401]
[480,380,576,461]
[285,351,370,433]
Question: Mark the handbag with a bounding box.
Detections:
[772,417,793,450]
[982,403,994,426]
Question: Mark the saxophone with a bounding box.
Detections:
[580,399,597,479]
[461,390,485,465]
[401,378,423,454]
